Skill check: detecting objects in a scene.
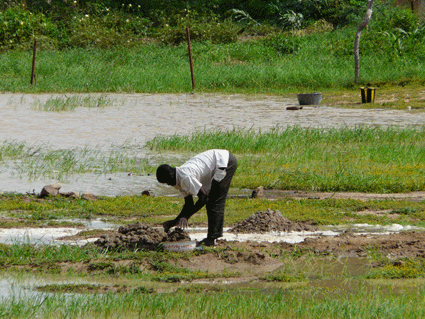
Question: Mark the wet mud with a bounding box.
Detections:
[229,208,316,233]
[94,222,191,251]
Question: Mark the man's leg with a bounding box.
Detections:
[205,153,238,241]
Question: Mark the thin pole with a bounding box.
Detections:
[186,27,195,91]
[31,39,37,85]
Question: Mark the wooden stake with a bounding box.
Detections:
[31,39,37,85]
[186,27,195,91]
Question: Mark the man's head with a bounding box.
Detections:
[156,164,176,186]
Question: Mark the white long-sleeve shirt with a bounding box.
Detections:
[175,149,229,197]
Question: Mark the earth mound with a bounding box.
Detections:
[165,228,191,242]
[229,208,316,233]
[94,222,190,250]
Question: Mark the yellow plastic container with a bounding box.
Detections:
[360,87,376,103]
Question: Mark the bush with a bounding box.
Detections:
[155,11,240,45]
[0,5,58,50]
[371,5,420,32]
[329,4,425,60]
[67,13,151,49]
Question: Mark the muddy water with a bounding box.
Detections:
[0,218,116,245]
[1,93,425,196]
[0,222,418,246]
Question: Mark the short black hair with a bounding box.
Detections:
[156,164,176,185]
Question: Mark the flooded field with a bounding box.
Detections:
[1,93,425,196]
[2,93,425,315]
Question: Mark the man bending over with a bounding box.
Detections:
[156,149,238,247]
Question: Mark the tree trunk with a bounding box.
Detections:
[354,0,375,84]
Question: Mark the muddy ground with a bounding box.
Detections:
[68,190,425,266]
[4,191,425,287]
[86,204,425,281]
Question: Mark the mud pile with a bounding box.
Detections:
[94,222,190,250]
[229,209,316,233]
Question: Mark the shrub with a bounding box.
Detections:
[67,12,151,49]
[155,11,240,45]
[0,4,58,50]
[371,5,420,32]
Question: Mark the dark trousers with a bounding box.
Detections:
[206,152,238,239]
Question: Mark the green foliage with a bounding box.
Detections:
[155,11,240,45]
[0,0,402,51]
[67,12,151,49]
[371,5,420,32]
[0,4,58,50]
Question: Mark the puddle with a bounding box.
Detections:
[0,276,47,302]
[188,224,420,244]
[0,222,419,246]
[0,218,115,245]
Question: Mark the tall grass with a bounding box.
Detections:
[147,126,425,192]
[1,28,425,93]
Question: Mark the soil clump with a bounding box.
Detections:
[229,208,316,233]
[94,222,190,251]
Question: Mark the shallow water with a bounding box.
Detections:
[0,222,418,246]
[1,93,424,196]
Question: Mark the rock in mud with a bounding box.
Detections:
[61,191,80,198]
[81,192,97,201]
[250,186,264,199]
[40,183,62,198]
[229,208,316,233]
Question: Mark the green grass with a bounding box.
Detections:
[1,194,425,228]
[1,28,425,94]
[2,282,425,318]
[147,126,425,193]
[32,94,115,112]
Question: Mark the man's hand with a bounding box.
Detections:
[162,219,177,232]
[177,217,188,229]
[163,218,188,232]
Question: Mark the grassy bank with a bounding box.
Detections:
[1,32,425,94]
[2,126,425,193]
[148,126,425,193]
